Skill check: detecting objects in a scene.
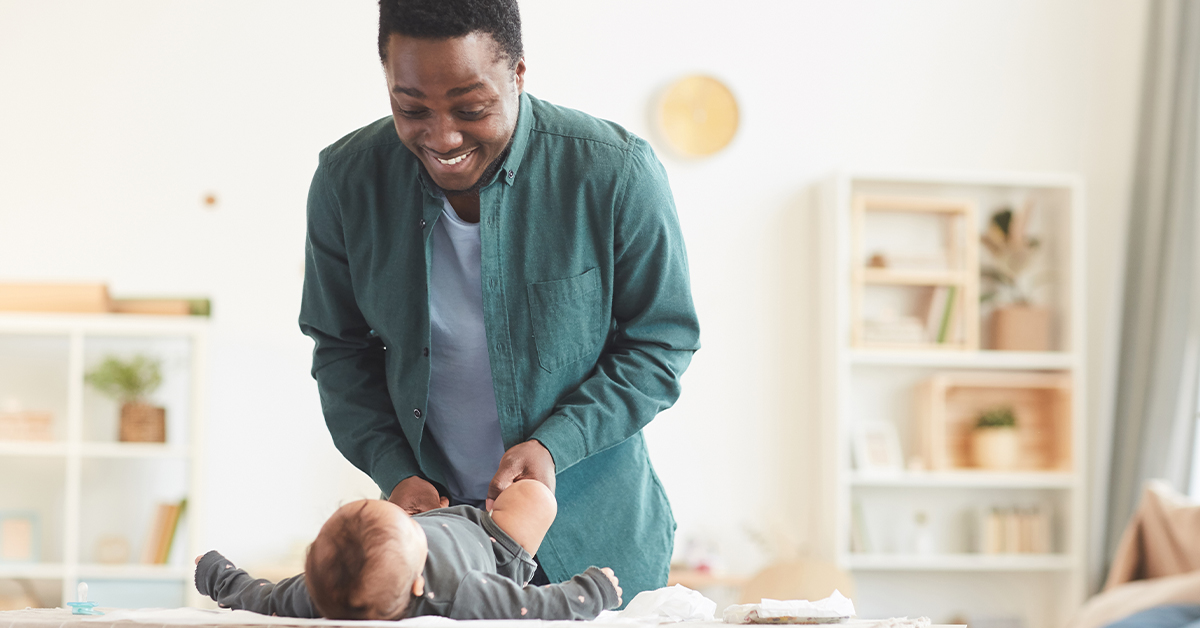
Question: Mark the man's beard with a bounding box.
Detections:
[430,134,515,197]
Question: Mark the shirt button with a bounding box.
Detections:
[422,347,429,357]
[507,171,514,179]
[413,408,422,418]
[419,218,427,229]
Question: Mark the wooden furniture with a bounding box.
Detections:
[0,314,206,609]
[817,171,1085,628]
[916,371,1073,471]
[851,195,979,351]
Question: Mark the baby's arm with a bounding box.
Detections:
[488,479,557,555]
[446,567,621,620]
[194,550,319,618]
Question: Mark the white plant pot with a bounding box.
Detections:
[971,427,1020,470]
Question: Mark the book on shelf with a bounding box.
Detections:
[141,498,187,564]
[980,506,1050,554]
[850,500,872,553]
[111,298,211,317]
[924,285,958,343]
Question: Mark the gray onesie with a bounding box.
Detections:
[195,505,619,620]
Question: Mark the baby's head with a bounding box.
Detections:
[305,499,429,620]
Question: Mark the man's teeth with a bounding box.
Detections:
[437,151,472,165]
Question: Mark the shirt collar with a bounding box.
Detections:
[498,91,534,187]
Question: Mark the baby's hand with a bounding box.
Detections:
[600,567,622,606]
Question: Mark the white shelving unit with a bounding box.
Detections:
[0,313,206,608]
[816,172,1086,628]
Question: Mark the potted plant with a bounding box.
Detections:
[85,355,166,443]
[981,201,1051,350]
[971,406,1020,470]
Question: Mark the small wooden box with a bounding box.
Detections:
[0,411,53,442]
[0,283,111,313]
[916,371,1072,471]
[850,195,980,351]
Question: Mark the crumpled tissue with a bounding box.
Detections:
[723,590,857,624]
[615,584,718,622]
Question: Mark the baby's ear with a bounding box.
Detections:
[411,574,425,597]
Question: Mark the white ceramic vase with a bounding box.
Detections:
[971,427,1020,470]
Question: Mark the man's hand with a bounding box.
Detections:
[486,439,555,511]
[600,567,622,606]
[389,476,449,515]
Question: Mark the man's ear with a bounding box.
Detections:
[411,573,425,597]
[514,58,526,94]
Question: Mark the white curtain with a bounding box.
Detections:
[1099,0,1200,591]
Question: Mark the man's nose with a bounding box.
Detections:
[425,114,463,153]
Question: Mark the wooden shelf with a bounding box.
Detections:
[850,470,1075,489]
[0,312,207,336]
[0,563,65,579]
[849,349,1075,370]
[917,371,1073,471]
[79,442,189,459]
[0,441,67,457]
[860,269,969,286]
[76,564,191,580]
[844,553,1074,571]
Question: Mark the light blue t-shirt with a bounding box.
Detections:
[426,199,505,505]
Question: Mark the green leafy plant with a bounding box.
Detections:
[85,355,163,404]
[976,406,1017,429]
[981,201,1049,306]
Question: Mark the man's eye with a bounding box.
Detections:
[398,107,427,118]
[459,109,485,119]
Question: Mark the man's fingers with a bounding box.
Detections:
[485,498,495,512]
[487,463,516,501]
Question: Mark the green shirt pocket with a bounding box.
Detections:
[527,267,603,372]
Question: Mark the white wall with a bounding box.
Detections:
[0,0,1146,580]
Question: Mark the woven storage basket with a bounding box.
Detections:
[119,402,165,443]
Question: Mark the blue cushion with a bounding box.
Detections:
[1104,605,1200,628]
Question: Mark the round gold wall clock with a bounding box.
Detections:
[657,75,739,157]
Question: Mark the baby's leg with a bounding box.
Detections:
[489,479,557,555]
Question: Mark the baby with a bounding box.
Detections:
[195,480,622,620]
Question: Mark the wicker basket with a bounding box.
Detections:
[119,402,166,443]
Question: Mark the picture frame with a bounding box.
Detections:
[0,511,40,563]
[853,421,904,473]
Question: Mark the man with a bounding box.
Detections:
[298,0,699,602]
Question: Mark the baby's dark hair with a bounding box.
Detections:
[304,502,416,620]
[377,0,523,68]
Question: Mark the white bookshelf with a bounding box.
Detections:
[817,172,1087,628]
[0,313,206,608]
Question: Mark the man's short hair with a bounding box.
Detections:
[378,0,523,68]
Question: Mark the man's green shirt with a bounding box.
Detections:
[299,92,700,599]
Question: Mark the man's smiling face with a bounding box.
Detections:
[384,32,524,193]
